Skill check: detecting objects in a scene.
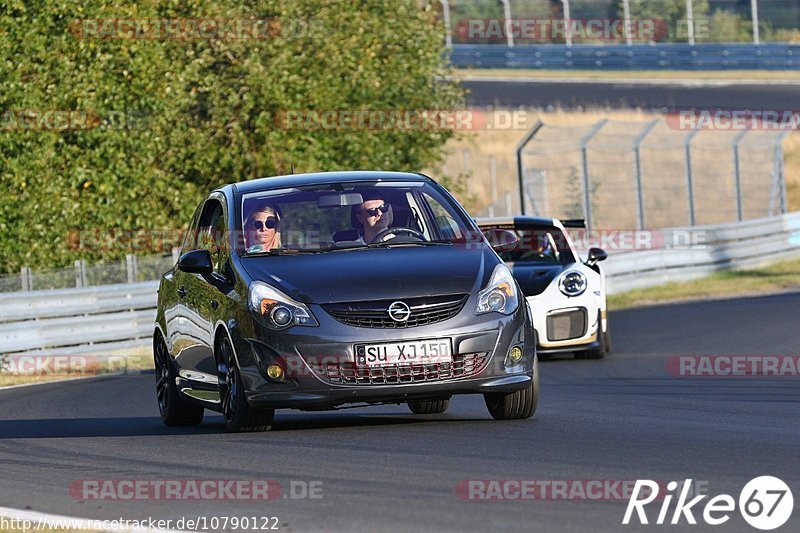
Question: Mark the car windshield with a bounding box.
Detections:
[492,227,575,265]
[239,181,473,255]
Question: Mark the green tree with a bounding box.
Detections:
[0,0,464,273]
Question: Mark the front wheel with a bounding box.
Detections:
[154,333,204,427]
[484,357,539,420]
[584,311,609,359]
[218,336,274,432]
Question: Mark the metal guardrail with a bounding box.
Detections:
[450,44,800,70]
[605,212,800,294]
[1,213,799,355]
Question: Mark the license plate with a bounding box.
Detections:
[356,339,452,367]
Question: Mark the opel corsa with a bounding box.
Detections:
[154,171,538,431]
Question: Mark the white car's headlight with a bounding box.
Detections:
[559,271,587,297]
[248,281,318,329]
[476,264,519,315]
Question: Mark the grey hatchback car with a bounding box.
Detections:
[154,171,538,431]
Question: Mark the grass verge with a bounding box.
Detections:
[608,257,800,310]
[0,345,153,387]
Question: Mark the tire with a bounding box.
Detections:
[585,311,608,360]
[407,398,450,414]
[154,333,204,427]
[484,356,539,420]
[218,336,274,432]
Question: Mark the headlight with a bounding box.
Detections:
[476,264,519,315]
[248,281,318,329]
[559,271,587,297]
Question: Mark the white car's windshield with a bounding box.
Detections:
[240,181,472,255]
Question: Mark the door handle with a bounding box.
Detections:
[177,286,187,298]
[211,300,218,310]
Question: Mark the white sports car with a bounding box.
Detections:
[477,217,610,359]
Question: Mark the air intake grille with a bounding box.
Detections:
[322,294,468,329]
[308,353,489,385]
[546,308,588,341]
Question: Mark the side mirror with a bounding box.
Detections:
[177,249,213,275]
[483,228,520,253]
[586,247,608,266]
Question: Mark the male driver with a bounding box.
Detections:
[354,196,394,244]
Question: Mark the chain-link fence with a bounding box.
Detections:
[518,118,790,230]
[0,253,175,293]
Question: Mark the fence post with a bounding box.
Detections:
[439,0,453,49]
[462,148,471,177]
[489,155,497,217]
[580,119,608,231]
[684,130,700,226]
[515,120,544,215]
[632,119,659,230]
[20,267,32,291]
[499,0,514,47]
[773,130,791,215]
[126,254,138,284]
[172,247,181,265]
[504,191,513,216]
[74,260,87,288]
[732,128,749,222]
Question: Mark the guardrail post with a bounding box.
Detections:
[126,254,138,284]
[632,119,659,230]
[732,128,749,221]
[684,130,700,226]
[20,267,32,291]
[515,119,544,215]
[74,260,87,288]
[504,191,512,216]
[580,119,608,231]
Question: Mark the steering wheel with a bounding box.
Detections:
[371,227,426,243]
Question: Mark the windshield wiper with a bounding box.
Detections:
[365,240,453,248]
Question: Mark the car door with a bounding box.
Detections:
[166,203,202,365]
[184,194,234,385]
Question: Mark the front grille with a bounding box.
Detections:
[308,352,489,385]
[546,308,588,341]
[322,294,468,329]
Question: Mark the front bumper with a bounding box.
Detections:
[231,302,536,410]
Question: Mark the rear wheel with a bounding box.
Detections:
[154,333,204,426]
[407,398,450,414]
[217,336,274,432]
[484,356,539,420]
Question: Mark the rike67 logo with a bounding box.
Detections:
[623,477,793,530]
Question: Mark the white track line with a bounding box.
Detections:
[0,506,182,532]
[460,75,800,87]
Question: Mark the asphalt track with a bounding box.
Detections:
[0,293,798,532]
[463,79,800,111]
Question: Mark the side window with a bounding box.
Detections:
[179,204,203,255]
[423,193,463,240]
[196,199,227,274]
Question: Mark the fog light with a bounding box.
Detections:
[266,364,284,380]
[508,346,523,364]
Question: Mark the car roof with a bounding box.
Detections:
[221,171,431,196]
[475,216,562,229]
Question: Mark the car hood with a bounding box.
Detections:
[239,246,498,304]
[508,263,569,297]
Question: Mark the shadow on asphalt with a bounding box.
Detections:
[0,412,505,439]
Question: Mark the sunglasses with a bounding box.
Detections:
[363,203,389,217]
[251,217,279,231]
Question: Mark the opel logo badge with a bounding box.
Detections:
[387,301,411,322]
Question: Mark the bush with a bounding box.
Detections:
[0,0,464,273]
